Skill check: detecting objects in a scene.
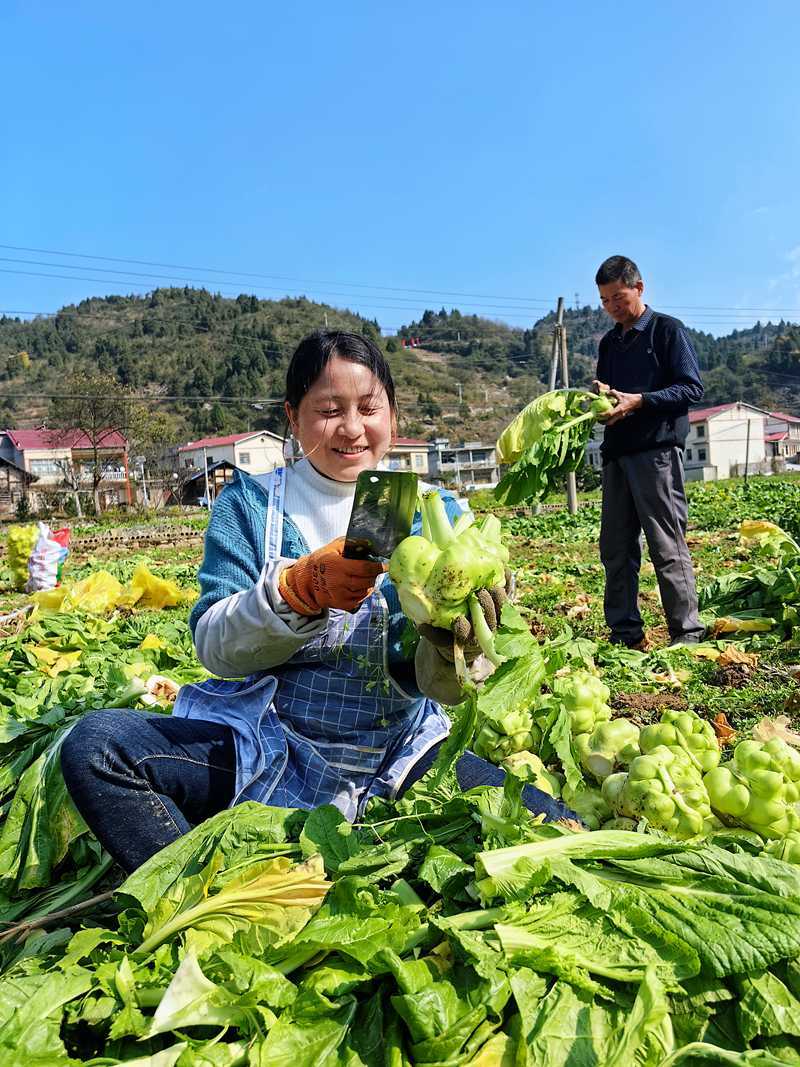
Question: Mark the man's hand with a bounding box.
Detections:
[596,389,644,426]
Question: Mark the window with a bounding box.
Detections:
[414,454,425,469]
[696,425,705,438]
[239,452,251,464]
[686,448,693,461]
[29,459,62,476]
[698,449,707,462]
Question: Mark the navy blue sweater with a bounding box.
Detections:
[596,307,704,462]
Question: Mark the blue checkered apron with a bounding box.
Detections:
[173,467,449,819]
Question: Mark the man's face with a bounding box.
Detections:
[598,279,645,326]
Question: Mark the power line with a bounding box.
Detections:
[0,243,556,306]
[0,265,563,320]
[6,241,800,318]
[1,392,285,404]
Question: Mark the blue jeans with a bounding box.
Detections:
[401,740,578,824]
[61,710,577,873]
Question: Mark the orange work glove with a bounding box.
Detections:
[278,537,384,615]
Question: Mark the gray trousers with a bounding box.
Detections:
[599,446,703,644]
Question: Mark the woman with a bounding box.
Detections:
[61,330,574,873]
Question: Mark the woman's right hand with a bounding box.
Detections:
[278,537,384,615]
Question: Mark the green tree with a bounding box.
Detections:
[48,370,142,514]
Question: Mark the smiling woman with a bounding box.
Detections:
[284,331,396,481]
[60,329,577,874]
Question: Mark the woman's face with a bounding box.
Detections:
[286,356,395,482]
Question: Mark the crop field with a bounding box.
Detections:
[1,478,800,1064]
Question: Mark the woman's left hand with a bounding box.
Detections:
[417,580,509,662]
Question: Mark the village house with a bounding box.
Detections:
[0,454,36,515]
[586,401,800,481]
[177,430,286,476]
[765,411,800,462]
[0,428,130,511]
[383,437,429,475]
[684,403,768,481]
[427,439,501,490]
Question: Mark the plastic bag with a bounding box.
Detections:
[31,564,196,614]
[117,564,194,610]
[7,523,38,590]
[25,522,71,593]
[32,571,123,614]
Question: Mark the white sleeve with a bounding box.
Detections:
[193,558,328,678]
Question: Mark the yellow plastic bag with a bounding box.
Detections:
[32,586,69,610]
[30,564,196,614]
[7,523,38,590]
[32,570,122,614]
[118,564,197,610]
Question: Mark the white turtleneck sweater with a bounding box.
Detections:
[282,457,357,552]
[193,459,462,703]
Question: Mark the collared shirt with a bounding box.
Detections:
[603,305,703,411]
[613,304,655,342]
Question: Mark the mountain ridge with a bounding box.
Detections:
[1,288,798,445]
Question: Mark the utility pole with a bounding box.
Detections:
[744,417,751,484]
[547,297,578,513]
[324,312,329,327]
[203,446,212,510]
[139,460,150,508]
[457,382,463,405]
[548,297,563,391]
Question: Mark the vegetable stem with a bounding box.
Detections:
[423,491,455,549]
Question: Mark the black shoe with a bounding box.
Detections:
[610,635,647,651]
[668,633,705,648]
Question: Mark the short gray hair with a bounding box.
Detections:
[595,255,642,287]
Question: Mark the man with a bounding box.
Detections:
[593,254,705,648]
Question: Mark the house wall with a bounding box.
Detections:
[766,416,800,441]
[385,445,429,474]
[19,447,73,483]
[766,417,800,460]
[708,408,766,479]
[233,435,284,475]
[428,443,500,488]
[180,444,237,469]
[179,434,284,475]
[685,405,766,480]
[0,464,31,514]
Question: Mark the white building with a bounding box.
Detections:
[765,411,800,462]
[685,403,768,481]
[584,402,780,482]
[427,439,501,490]
[177,430,285,475]
[384,437,429,475]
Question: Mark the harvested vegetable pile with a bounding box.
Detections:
[699,519,800,640]
[6,776,800,1065]
[3,480,800,1064]
[0,600,208,932]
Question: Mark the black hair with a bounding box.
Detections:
[595,255,642,288]
[285,330,397,413]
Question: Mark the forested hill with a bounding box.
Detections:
[1,287,798,445]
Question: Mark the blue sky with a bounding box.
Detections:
[3,0,800,337]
